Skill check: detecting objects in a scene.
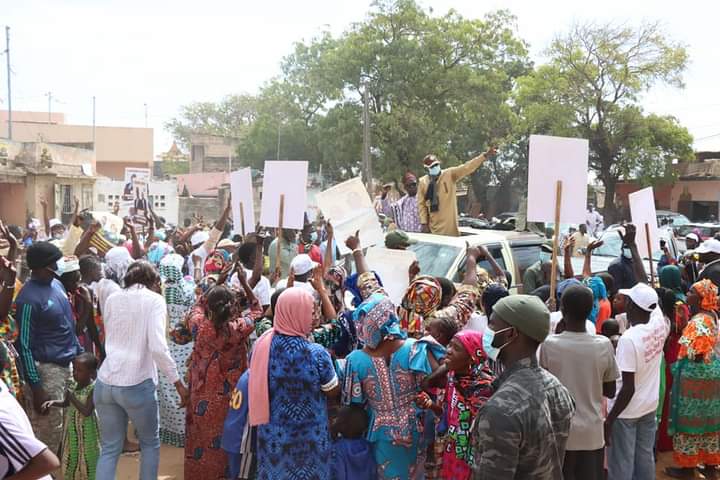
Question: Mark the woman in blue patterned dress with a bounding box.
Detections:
[157,253,196,447]
[248,287,340,479]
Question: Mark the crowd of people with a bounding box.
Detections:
[2,150,720,480]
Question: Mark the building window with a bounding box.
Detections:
[98,194,105,203]
[61,185,73,214]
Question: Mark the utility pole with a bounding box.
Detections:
[46,91,52,123]
[143,103,148,128]
[92,96,96,152]
[5,26,11,140]
[362,83,372,192]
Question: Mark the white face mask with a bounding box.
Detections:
[48,258,66,277]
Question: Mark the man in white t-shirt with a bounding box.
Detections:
[0,384,60,479]
[230,241,272,309]
[540,284,619,480]
[605,283,669,480]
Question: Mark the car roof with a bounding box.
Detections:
[407,230,508,247]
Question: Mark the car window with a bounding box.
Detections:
[407,243,462,279]
[593,230,669,262]
[453,244,507,283]
[511,244,542,280]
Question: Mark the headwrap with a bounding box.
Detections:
[325,265,347,311]
[493,294,550,343]
[204,249,231,275]
[454,330,486,365]
[481,284,509,315]
[584,276,608,325]
[249,288,315,426]
[353,293,406,349]
[660,265,686,303]
[402,275,442,317]
[345,271,385,307]
[678,312,718,362]
[691,279,719,313]
[557,278,582,302]
[159,253,187,284]
[147,240,173,267]
[104,246,133,285]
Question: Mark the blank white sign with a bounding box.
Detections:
[527,135,590,224]
[315,177,385,255]
[365,247,417,305]
[628,187,659,259]
[259,161,308,230]
[230,168,255,235]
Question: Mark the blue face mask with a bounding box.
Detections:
[310,232,318,243]
[428,165,441,177]
[539,251,551,263]
[482,326,514,362]
[622,247,632,259]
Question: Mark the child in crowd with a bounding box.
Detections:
[601,318,621,351]
[331,405,376,480]
[42,352,100,480]
[221,370,256,480]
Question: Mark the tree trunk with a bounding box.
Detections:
[601,174,620,225]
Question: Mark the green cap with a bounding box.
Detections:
[493,294,550,343]
[385,230,417,249]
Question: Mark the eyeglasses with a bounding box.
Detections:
[407,182,417,187]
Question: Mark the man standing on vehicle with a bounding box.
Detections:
[417,146,496,237]
[586,204,604,237]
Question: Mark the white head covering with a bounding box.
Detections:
[104,246,133,285]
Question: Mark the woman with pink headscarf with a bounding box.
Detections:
[248,287,340,479]
[422,330,495,479]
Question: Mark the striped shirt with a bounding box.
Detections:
[0,384,52,479]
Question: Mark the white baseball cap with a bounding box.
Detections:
[618,283,658,312]
[290,254,319,276]
[49,218,63,229]
[685,232,701,243]
[696,239,720,255]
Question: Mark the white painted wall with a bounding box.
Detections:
[94,178,179,225]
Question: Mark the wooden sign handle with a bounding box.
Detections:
[645,223,655,286]
[548,180,563,312]
[239,202,246,238]
[276,194,285,271]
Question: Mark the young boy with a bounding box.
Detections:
[221,371,255,480]
[330,405,375,480]
[540,284,619,480]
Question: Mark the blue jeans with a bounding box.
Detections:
[607,411,656,480]
[94,378,160,480]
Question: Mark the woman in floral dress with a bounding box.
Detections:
[158,253,196,447]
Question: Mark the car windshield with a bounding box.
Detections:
[407,242,461,278]
[593,230,665,261]
[670,215,690,226]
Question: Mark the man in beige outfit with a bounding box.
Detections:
[417,146,496,236]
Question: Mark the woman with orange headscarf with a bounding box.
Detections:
[249,287,340,479]
[665,279,720,479]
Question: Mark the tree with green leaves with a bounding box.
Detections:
[515,22,693,222]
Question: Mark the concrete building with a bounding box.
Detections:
[615,156,720,221]
[189,134,241,173]
[1,110,153,180]
[0,139,96,226]
[94,178,180,225]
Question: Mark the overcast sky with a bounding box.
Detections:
[3,0,719,156]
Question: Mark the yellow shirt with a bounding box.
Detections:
[417,153,487,236]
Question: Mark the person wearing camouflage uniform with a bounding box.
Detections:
[471,295,575,479]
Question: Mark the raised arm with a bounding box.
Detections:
[448,146,497,182]
[310,266,337,321]
[0,256,16,324]
[346,231,368,275]
[124,218,143,260]
[582,240,604,278]
[563,237,575,279]
[248,234,264,289]
[477,244,505,283]
[322,220,334,274]
[74,221,100,257]
[620,224,648,284]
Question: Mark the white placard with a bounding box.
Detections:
[628,187,659,259]
[527,135,590,224]
[365,247,417,305]
[230,168,255,235]
[259,161,308,230]
[316,177,384,254]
